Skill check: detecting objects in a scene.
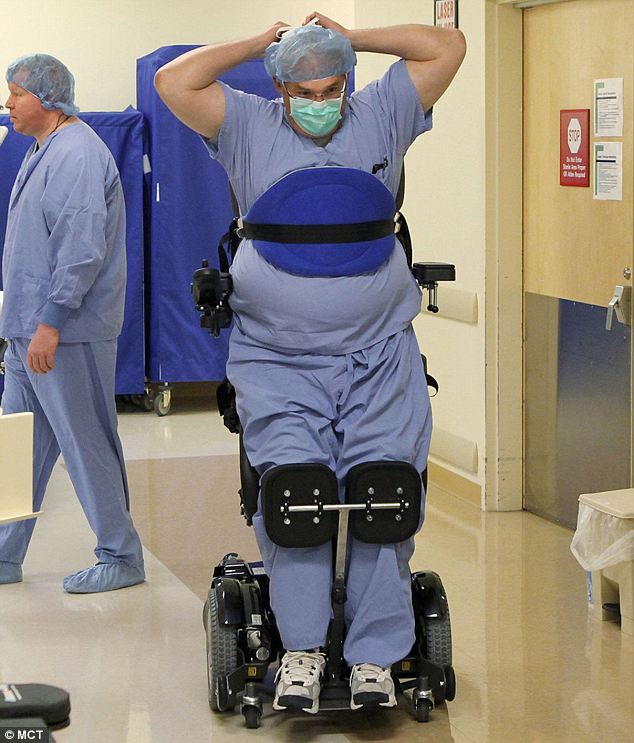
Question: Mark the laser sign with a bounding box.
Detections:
[560,109,590,187]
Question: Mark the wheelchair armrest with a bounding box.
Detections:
[411,263,456,314]
[411,262,456,285]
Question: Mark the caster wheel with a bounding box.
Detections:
[154,390,171,416]
[444,665,456,702]
[128,394,148,411]
[142,390,154,411]
[414,699,433,723]
[243,705,261,729]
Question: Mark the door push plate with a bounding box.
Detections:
[606,285,632,331]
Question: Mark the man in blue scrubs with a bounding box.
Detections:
[156,12,465,712]
[0,54,145,593]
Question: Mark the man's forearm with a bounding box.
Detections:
[348,24,463,64]
[156,29,275,93]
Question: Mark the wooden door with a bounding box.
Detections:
[523,0,633,526]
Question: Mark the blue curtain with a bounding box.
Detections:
[136,47,279,383]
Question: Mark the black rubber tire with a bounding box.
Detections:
[205,589,239,712]
[444,665,456,702]
[243,705,261,729]
[425,608,452,668]
[415,699,432,723]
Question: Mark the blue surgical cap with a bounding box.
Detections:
[6,53,79,116]
[264,25,356,83]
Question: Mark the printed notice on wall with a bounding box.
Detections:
[594,78,623,137]
[434,0,458,29]
[593,142,623,201]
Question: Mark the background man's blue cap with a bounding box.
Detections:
[6,53,80,116]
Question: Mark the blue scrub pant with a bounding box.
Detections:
[0,338,144,568]
[227,326,432,667]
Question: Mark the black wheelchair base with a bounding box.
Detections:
[204,552,455,729]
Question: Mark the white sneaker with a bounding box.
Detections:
[273,651,327,714]
[349,663,397,710]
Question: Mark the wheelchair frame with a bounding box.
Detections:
[192,190,457,728]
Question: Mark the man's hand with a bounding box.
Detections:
[27,323,60,374]
[302,11,349,37]
[265,21,293,47]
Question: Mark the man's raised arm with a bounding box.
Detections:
[154,23,287,140]
[305,11,466,113]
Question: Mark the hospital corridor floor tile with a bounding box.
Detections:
[0,400,632,742]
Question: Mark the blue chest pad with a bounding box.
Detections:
[241,167,396,277]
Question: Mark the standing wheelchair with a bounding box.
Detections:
[192,219,457,727]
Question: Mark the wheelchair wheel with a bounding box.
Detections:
[414,697,433,723]
[243,705,261,729]
[205,588,239,712]
[425,607,452,668]
[444,664,456,702]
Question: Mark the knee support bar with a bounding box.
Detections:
[261,461,422,548]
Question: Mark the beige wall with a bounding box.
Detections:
[2,1,355,111]
[3,0,488,494]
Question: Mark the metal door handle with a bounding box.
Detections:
[606,285,631,330]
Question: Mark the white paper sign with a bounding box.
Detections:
[593,142,623,201]
[594,78,623,137]
[435,0,458,29]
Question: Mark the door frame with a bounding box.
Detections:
[484,1,524,510]
[488,0,634,508]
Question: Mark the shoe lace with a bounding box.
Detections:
[277,651,325,685]
[351,663,390,684]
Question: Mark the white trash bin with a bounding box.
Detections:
[571,489,634,636]
[0,411,41,525]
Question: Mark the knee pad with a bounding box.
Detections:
[345,462,422,544]
[261,464,338,548]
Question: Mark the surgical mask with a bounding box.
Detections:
[288,94,344,137]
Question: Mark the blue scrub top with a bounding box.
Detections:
[204,60,433,356]
[0,121,126,342]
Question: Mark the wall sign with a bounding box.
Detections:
[434,0,459,29]
[560,109,590,188]
[594,142,623,201]
[594,78,623,137]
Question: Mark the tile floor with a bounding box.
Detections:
[1,391,632,742]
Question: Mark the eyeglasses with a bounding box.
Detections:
[283,78,347,102]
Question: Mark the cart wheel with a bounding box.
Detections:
[444,665,456,702]
[243,705,261,729]
[205,589,239,712]
[414,698,432,723]
[142,389,154,411]
[128,394,146,410]
[154,390,171,417]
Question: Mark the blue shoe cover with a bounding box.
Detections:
[0,561,23,584]
[63,562,145,594]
